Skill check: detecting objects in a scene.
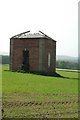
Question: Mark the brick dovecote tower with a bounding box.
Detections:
[10,31,56,73]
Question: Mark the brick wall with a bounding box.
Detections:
[10,37,56,73]
[10,38,39,71]
[38,38,56,73]
[45,39,56,72]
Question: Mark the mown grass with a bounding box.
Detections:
[2,65,78,118]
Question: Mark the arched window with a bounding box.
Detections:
[48,52,51,67]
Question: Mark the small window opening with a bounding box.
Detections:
[48,53,51,68]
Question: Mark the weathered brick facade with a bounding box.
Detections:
[10,31,56,73]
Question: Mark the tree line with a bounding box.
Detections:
[56,60,78,70]
[1,55,9,64]
[1,55,78,70]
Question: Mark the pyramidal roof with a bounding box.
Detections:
[11,30,56,42]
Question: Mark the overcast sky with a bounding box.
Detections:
[0,0,79,57]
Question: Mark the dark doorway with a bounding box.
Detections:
[21,49,29,71]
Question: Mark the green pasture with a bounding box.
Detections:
[2,65,78,118]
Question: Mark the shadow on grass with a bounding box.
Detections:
[4,70,78,80]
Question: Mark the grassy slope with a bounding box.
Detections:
[2,65,78,118]
[2,65,78,94]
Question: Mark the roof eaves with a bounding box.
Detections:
[39,31,56,42]
[11,30,30,39]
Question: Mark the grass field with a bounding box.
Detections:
[2,65,78,118]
